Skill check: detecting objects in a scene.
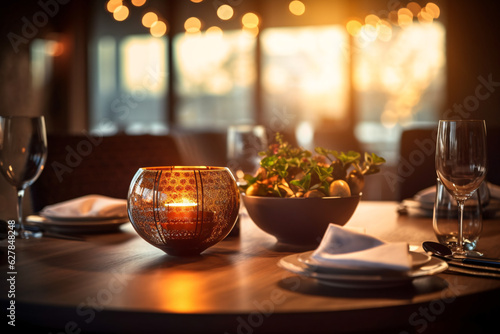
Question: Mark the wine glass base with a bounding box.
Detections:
[16,229,43,239]
[451,247,484,258]
[464,250,484,257]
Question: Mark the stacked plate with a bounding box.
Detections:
[26,214,129,234]
[278,251,448,289]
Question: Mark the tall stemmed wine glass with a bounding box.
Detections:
[0,116,48,239]
[435,120,487,256]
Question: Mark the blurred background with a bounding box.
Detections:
[1,0,500,217]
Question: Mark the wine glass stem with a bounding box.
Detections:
[457,200,465,250]
[17,188,26,239]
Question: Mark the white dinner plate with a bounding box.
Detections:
[278,251,448,289]
[39,214,128,222]
[26,215,129,233]
[297,251,432,274]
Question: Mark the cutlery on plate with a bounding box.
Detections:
[445,266,500,279]
[422,241,500,272]
[23,224,85,241]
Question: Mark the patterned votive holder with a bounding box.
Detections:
[127,166,240,256]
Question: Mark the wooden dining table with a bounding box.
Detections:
[2,201,500,334]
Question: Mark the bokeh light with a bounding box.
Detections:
[388,10,399,25]
[289,1,305,16]
[206,26,223,36]
[377,20,392,42]
[346,20,362,37]
[107,0,122,13]
[113,5,129,21]
[185,17,202,33]
[150,20,167,37]
[418,9,434,23]
[131,0,146,6]
[365,14,380,27]
[425,2,440,18]
[242,25,259,37]
[217,5,234,20]
[142,12,158,28]
[407,2,421,16]
[398,8,413,28]
[242,13,259,29]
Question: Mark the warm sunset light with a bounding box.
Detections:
[150,20,167,37]
[217,4,234,20]
[353,22,446,130]
[242,13,259,28]
[113,5,129,21]
[289,1,305,16]
[106,0,122,13]
[175,29,255,98]
[131,0,146,6]
[185,17,202,33]
[121,36,166,94]
[142,12,158,28]
[261,26,348,125]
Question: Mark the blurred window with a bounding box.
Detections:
[260,26,349,149]
[173,30,257,130]
[90,35,168,135]
[87,4,446,164]
[353,23,446,162]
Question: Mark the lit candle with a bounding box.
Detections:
[166,203,214,222]
[161,202,215,236]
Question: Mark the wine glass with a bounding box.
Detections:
[226,125,267,237]
[435,120,487,256]
[0,116,48,239]
[227,125,268,184]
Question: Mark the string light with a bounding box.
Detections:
[289,1,305,16]
[113,5,129,21]
[345,2,441,43]
[242,13,259,29]
[107,0,122,13]
[217,5,234,20]
[185,17,202,33]
[142,12,158,28]
[151,20,167,37]
[131,0,146,6]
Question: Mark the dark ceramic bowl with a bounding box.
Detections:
[242,194,361,246]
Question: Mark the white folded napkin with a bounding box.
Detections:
[310,224,412,272]
[40,195,127,218]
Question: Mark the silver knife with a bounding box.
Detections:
[445,258,500,273]
[445,265,500,279]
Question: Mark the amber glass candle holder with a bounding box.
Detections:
[127,166,240,256]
